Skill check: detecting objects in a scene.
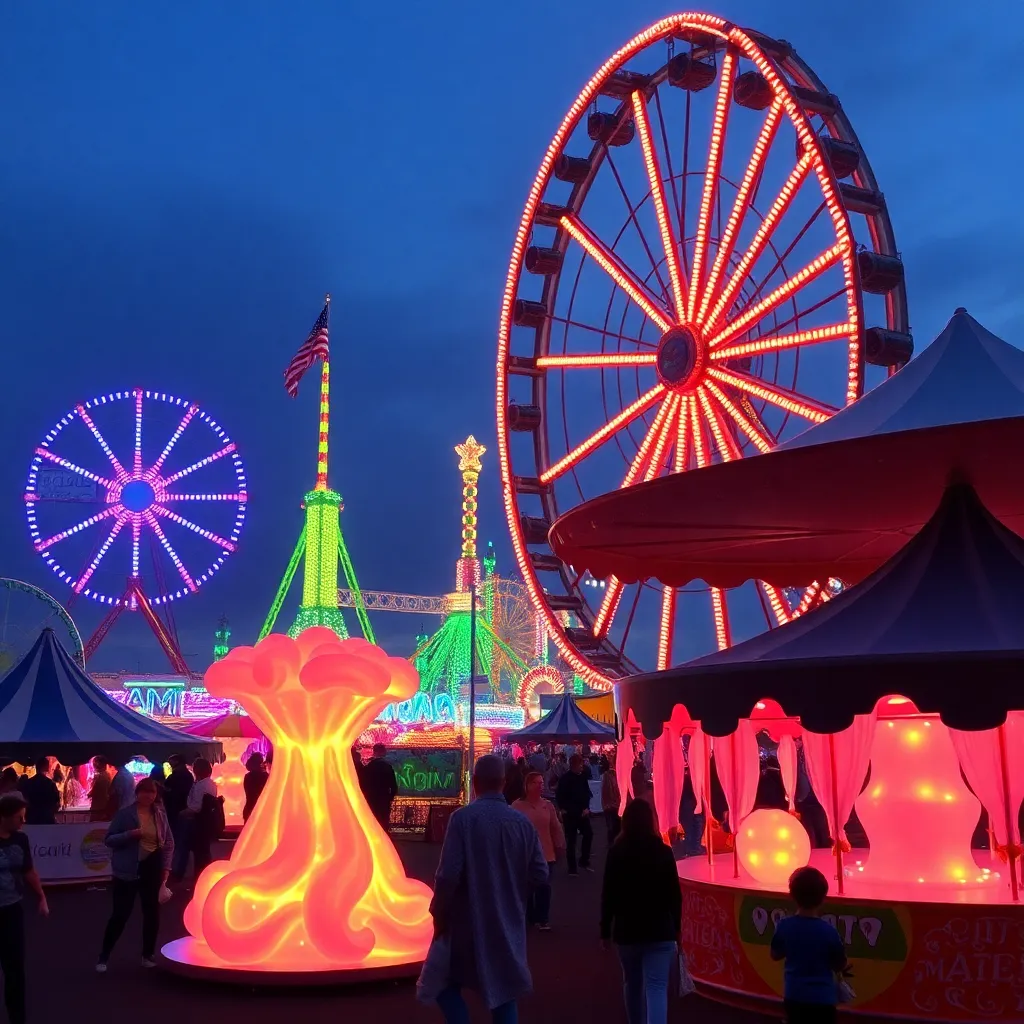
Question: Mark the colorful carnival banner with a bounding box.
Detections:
[23,823,111,883]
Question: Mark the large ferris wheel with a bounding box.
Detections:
[497,14,911,689]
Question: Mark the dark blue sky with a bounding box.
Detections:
[1,2,1021,671]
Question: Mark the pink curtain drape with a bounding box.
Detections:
[803,714,875,845]
[653,723,685,834]
[712,720,759,831]
[777,734,798,812]
[950,712,1024,852]
[688,728,708,815]
[616,732,633,816]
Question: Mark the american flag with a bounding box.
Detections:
[284,299,330,397]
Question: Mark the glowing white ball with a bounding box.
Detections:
[735,808,812,887]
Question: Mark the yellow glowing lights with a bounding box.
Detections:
[180,629,433,971]
[455,435,486,567]
[735,808,812,887]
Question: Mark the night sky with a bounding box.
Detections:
[0,2,1021,672]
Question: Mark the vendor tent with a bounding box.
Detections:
[0,629,219,763]
[507,693,615,743]
[616,482,1024,738]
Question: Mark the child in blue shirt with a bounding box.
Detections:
[770,866,848,1024]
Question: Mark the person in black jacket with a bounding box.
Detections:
[360,744,398,831]
[600,798,683,1024]
[555,755,593,875]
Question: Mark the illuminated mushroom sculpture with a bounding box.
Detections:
[162,628,432,979]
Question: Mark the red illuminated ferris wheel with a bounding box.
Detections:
[497,14,911,689]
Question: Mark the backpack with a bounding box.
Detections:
[201,793,226,841]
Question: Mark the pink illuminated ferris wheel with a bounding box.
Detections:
[497,14,911,689]
[24,388,247,672]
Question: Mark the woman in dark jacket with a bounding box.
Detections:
[600,798,683,1024]
[98,778,173,971]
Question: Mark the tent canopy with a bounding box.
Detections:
[0,629,219,763]
[550,309,1024,588]
[507,693,615,743]
[616,483,1024,738]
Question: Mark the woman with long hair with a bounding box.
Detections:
[600,798,682,1024]
[97,778,173,971]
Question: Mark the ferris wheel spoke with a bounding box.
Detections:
[559,216,674,333]
[133,389,143,475]
[31,449,114,490]
[760,582,791,627]
[72,517,127,593]
[696,387,741,462]
[712,322,857,361]
[688,392,709,469]
[707,366,836,424]
[622,396,677,487]
[701,379,774,453]
[709,243,846,352]
[631,90,688,322]
[76,406,129,482]
[673,396,692,474]
[151,404,198,474]
[592,577,625,638]
[702,153,814,332]
[711,587,732,651]
[657,585,677,670]
[540,383,665,484]
[160,492,248,502]
[131,519,141,578]
[536,353,658,370]
[688,50,737,323]
[143,513,198,592]
[697,97,784,326]
[34,505,121,553]
[160,443,237,486]
[791,581,823,619]
[548,315,655,348]
[150,505,238,552]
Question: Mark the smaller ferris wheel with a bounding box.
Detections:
[24,388,247,672]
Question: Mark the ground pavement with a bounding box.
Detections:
[26,834,776,1023]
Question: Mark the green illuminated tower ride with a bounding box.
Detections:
[259,296,375,643]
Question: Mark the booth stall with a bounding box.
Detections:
[551,311,1024,1022]
[0,629,219,883]
[508,693,615,812]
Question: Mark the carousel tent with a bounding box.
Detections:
[616,482,1024,738]
[507,692,615,743]
[550,309,1024,587]
[0,629,219,763]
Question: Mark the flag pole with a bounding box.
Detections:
[315,294,331,491]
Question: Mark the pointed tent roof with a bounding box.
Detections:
[616,483,1024,737]
[507,692,615,743]
[550,309,1024,588]
[778,308,1024,450]
[0,629,219,763]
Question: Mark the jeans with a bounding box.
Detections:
[0,903,25,1024]
[170,816,191,878]
[100,852,162,961]
[784,1002,837,1024]
[436,984,517,1023]
[617,941,676,1024]
[526,868,553,925]
[604,809,621,843]
[563,813,593,872]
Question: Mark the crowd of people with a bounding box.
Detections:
[423,751,848,1024]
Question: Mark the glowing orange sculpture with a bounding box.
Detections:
[856,715,985,887]
[179,628,433,972]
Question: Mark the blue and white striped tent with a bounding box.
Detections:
[506,693,615,743]
[0,629,219,763]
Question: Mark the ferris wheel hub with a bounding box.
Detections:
[118,478,157,513]
[656,325,706,392]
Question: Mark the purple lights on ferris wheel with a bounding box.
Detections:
[25,388,248,607]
